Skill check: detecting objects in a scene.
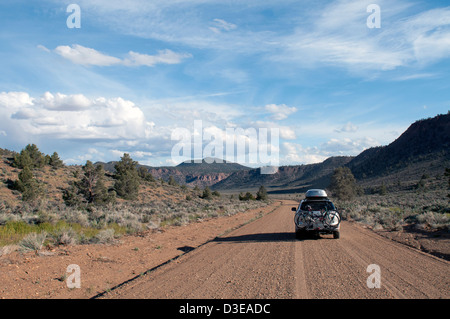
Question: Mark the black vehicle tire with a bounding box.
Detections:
[333,231,340,239]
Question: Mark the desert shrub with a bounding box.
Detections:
[60,208,90,227]
[137,166,155,182]
[92,228,116,244]
[212,190,221,197]
[19,232,47,251]
[416,211,449,230]
[239,192,255,201]
[54,228,78,246]
[168,176,178,186]
[201,187,213,200]
[445,168,450,200]
[379,183,388,196]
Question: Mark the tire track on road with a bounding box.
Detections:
[102,200,450,299]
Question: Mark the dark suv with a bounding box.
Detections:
[292,189,341,239]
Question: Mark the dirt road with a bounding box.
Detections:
[103,201,449,299]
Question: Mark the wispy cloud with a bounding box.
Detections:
[274,1,450,72]
[334,122,358,133]
[392,73,438,81]
[48,0,450,73]
[209,18,237,34]
[53,44,191,67]
[123,50,192,67]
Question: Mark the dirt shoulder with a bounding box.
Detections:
[372,225,450,261]
[0,201,281,299]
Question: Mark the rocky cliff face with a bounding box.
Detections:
[148,167,231,187]
[347,113,450,180]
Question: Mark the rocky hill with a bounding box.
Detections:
[211,156,354,193]
[346,112,450,186]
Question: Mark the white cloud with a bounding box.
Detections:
[123,50,192,67]
[282,142,328,165]
[0,91,151,141]
[320,136,379,155]
[54,44,191,67]
[40,92,91,111]
[55,44,122,66]
[251,120,296,140]
[0,91,34,109]
[281,135,380,165]
[335,122,358,133]
[265,104,297,121]
[37,44,50,53]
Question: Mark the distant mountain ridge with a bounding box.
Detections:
[98,113,450,191]
[211,156,353,193]
[97,157,252,187]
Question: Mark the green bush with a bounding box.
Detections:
[256,186,268,200]
[14,166,43,202]
[329,167,358,201]
[13,144,47,169]
[114,154,140,200]
[239,192,255,201]
[63,161,115,206]
[201,186,213,200]
[49,152,64,168]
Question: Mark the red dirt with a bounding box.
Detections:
[0,201,280,299]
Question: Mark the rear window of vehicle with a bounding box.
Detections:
[300,201,335,211]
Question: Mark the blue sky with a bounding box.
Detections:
[0,0,449,167]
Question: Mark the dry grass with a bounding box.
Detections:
[336,176,449,232]
[0,150,271,249]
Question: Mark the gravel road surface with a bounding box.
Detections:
[103,201,450,299]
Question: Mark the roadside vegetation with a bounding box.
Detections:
[0,145,271,252]
[330,166,450,232]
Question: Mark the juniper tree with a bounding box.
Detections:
[201,186,213,200]
[256,185,268,200]
[137,166,155,182]
[63,161,115,206]
[13,144,47,169]
[49,152,64,168]
[168,176,178,186]
[114,153,140,200]
[15,165,42,201]
[329,167,358,201]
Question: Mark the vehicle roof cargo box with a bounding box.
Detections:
[305,189,328,199]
